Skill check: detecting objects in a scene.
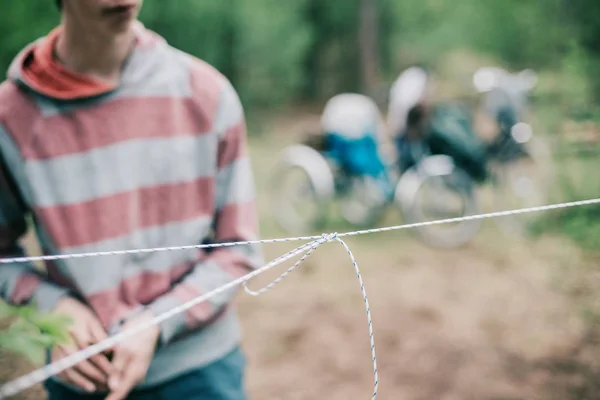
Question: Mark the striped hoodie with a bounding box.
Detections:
[0,21,263,389]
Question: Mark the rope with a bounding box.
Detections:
[1,198,598,265]
[0,238,325,399]
[0,197,598,399]
[0,232,380,400]
[243,234,379,399]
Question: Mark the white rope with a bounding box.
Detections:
[0,197,597,399]
[0,232,380,400]
[243,234,379,399]
[335,236,378,400]
[0,238,325,399]
[1,198,598,265]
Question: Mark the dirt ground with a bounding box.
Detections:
[1,112,599,400]
[240,230,600,400]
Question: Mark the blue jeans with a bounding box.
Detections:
[44,346,247,400]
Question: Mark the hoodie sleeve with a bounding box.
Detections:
[0,149,69,313]
[145,79,264,346]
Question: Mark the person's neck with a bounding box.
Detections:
[55,20,136,85]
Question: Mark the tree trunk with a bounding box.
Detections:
[358,0,380,97]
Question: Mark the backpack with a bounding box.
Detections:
[426,103,489,182]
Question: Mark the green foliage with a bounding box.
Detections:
[3,0,600,109]
[138,0,313,109]
[302,0,362,99]
[385,0,569,71]
[0,3,59,74]
[531,148,600,252]
[138,2,236,76]
[0,302,72,365]
[569,0,600,49]
[533,202,600,252]
[232,0,313,108]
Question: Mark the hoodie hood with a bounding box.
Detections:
[7,21,164,101]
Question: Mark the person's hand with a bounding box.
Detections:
[106,310,160,400]
[51,296,116,393]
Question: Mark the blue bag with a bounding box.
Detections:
[324,132,385,178]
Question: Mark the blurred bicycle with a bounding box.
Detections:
[392,65,554,247]
[268,66,553,249]
[472,66,554,234]
[268,93,398,234]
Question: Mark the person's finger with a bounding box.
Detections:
[71,328,115,379]
[108,346,131,392]
[53,345,96,393]
[106,377,136,400]
[68,326,92,348]
[71,358,108,386]
[106,383,129,400]
[106,362,141,400]
[85,316,119,376]
[63,367,97,393]
[87,316,109,342]
[90,351,116,378]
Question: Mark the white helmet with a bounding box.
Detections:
[321,93,384,140]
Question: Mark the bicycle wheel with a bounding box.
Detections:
[338,175,390,228]
[395,155,482,248]
[489,134,554,235]
[269,145,335,235]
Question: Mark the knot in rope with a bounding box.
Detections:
[322,232,338,242]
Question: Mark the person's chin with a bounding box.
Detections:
[105,9,139,32]
[109,18,137,34]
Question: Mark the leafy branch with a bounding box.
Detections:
[0,302,72,365]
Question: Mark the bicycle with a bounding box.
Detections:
[394,66,553,247]
[268,93,397,235]
[268,67,553,248]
